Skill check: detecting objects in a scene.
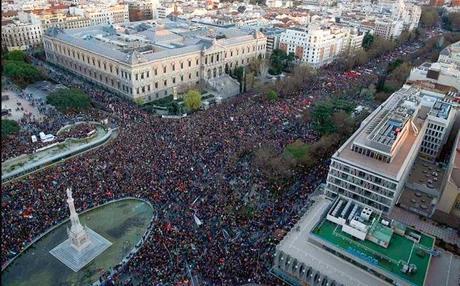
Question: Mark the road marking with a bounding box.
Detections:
[445,252,453,286]
[407,242,415,264]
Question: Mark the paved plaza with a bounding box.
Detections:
[425,249,460,286]
[1,91,43,122]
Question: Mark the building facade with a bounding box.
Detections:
[1,21,43,51]
[324,85,456,213]
[43,22,266,103]
[279,24,364,68]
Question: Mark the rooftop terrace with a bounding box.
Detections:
[311,217,434,286]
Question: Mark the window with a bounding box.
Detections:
[181,62,184,69]
[164,80,167,86]
[163,66,166,73]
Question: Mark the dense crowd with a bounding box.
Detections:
[1,40,422,285]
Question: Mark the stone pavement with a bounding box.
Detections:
[389,207,460,247]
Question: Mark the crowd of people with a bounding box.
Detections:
[1,40,421,285]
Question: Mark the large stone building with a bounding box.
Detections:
[1,21,43,51]
[1,4,129,51]
[43,21,266,103]
[279,23,364,68]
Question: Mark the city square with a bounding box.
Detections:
[1,0,460,285]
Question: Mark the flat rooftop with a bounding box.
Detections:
[334,85,453,180]
[275,197,395,286]
[44,20,259,64]
[311,217,434,286]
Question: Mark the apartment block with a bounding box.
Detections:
[279,24,364,68]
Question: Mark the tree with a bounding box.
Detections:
[269,49,295,75]
[266,90,278,102]
[284,140,314,167]
[332,111,354,136]
[269,49,286,75]
[3,61,42,87]
[46,88,91,112]
[184,89,202,111]
[384,62,411,92]
[3,50,26,62]
[1,119,20,138]
[362,32,374,50]
[309,134,341,160]
[253,145,295,184]
[420,7,439,27]
[311,99,355,135]
[446,12,460,31]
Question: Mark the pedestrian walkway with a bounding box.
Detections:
[389,207,460,247]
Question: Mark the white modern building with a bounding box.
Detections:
[324,85,456,213]
[279,24,364,68]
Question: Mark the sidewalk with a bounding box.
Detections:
[389,207,460,247]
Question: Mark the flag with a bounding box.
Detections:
[193,214,203,226]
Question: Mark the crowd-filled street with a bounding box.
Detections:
[1,32,442,285]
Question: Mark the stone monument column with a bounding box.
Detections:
[66,188,91,251]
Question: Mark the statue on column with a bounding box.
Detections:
[66,188,91,251]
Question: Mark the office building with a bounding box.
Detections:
[324,84,456,213]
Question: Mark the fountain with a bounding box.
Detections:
[49,188,112,272]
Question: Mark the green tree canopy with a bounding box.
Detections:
[362,32,374,50]
[184,89,202,111]
[3,61,42,87]
[269,49,295,75]
[266,90,278,102]
[311,99,355,135]
[46,88,91,112]
[3,50,26,62]
[1,119,20,138]
[445,12,460,31]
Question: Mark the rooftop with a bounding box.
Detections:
[44,20,262,65]
[311,214,434,286]
[334,85,453,180]
[275,197,391,286]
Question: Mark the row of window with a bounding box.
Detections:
[420,147,437,157]
[420,140,439,151]
[428,123,444,131]
[329,168,395,198]
[351,144,392,163]
[331,160,397,189]
[326,184,390,211]
[425,127,444,138]
[53,54,202,96]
